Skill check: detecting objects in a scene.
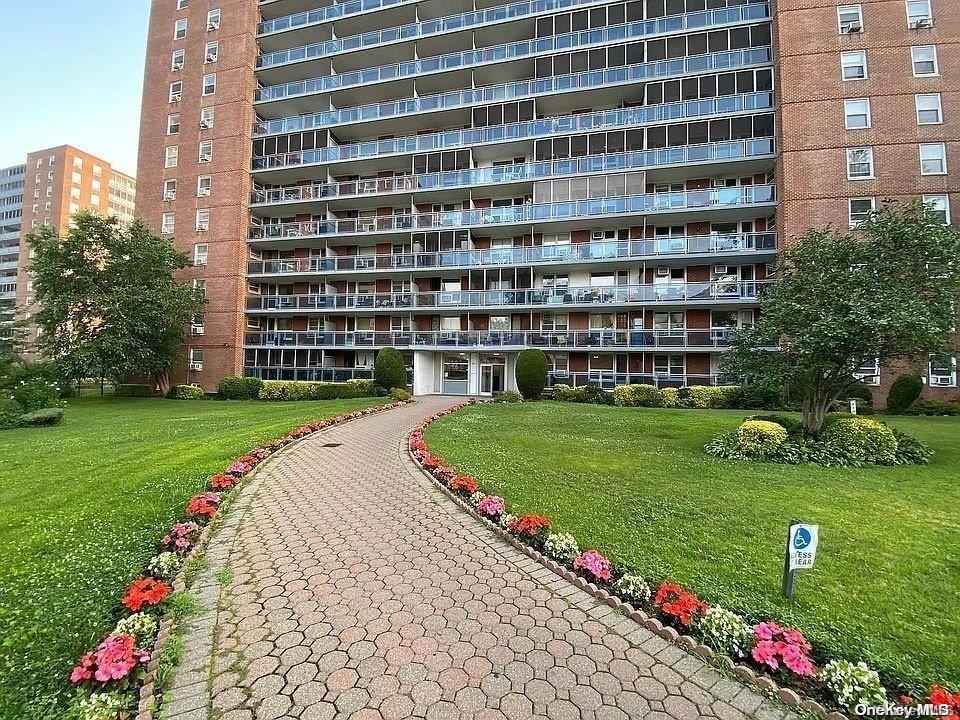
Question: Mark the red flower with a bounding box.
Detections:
[449,475,479,495]
[122,578,171,612]
[508,514,551,538]
[209,473,237,491]
[186,491,221,519]
[930,686,960,720]
[652,582,708,627]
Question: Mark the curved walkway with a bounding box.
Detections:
[161,398,796,720]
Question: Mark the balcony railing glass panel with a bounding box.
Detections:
[258,0,417,36]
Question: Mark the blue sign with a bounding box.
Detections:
[793,527,813,550]
[788,524,819,571]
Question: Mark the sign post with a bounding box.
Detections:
[781,520,819,599]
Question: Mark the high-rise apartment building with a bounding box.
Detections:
[136,0,957,397]
[0,164,25,322]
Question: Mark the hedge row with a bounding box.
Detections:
[553,383,778,410]
[258,379,381,401]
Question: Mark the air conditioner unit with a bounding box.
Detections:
[655,266,670,277]
[199,119,212,129]
[591,231,605,241]
[197,188,211,198]
[171,93,182,102]
[197,223,209,232]
[841,21,862,33]
[713,264,729,275]
[206,52,217,63]
[207,22,219,31]
[909,17,933,28]
[163,191,176,201]
[189,362,203,371]
[191,326,205,336]
[199,154,212,163]
[172,61,184,70]
[931,376,952,386]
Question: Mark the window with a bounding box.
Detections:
[193,243,208,265]
[846,147,874,179]
[844,99,871,129]
[841,51,868,80]
[837,5,863,32]
[174,18,187,39]
[912,46,939,76]
[200,107,215,128]
[93,164,102,177]
[161,212,175,234]
[90,194,100,206]
[204,41,219,63]
[163,179,177,201]
[189,349,204,371]
[73,156,83,169]
[166,113,180,134]
[541,312,569,331]
[196,210,210,232]
[202,73,216,95]
[654,354,685,376]
[915,93,942,124]
[206,9,221,30]
[929,354,957,387]
[198,140,213,163]
[71,171,81,185]
[849,197,875,226]
[92,179,101,192]
[164,146,179,168]
[905,0,933,26]
[653,312,686,330]
[193,279,206,293]
[922,195,950,224]
[197,175,212,197]
[169,81,182,102]
[177,0,188,8]
[547,354,569,376]
[171,49,185,71]
[854,358,881,386]
[920,143,947,175]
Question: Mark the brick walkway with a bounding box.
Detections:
[162,398,796,720]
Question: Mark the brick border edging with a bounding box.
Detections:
[407,413,846,720]
[133,398,417,720]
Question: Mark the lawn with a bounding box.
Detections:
[0,396,382,720]
[426,403,960,692]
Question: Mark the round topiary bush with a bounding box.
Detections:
[821,416,898,464]
[374,347,408,391]
[735,420,788,458]
[886,373,924,413]
[515,348,548,399]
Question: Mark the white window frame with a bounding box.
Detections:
[919,143,947,175]
[174,18,187,40]
[201,73,216,96]
[164,146,179,168]
[166,113,180,135]
[171,49,185,71]
[905,0,933,26]
[846,147,874,179]
[844,98,871,129]
[849,197,876,226]
[204,41,219,63]
[163,179,177,201]
[169,81,182,103]
[197,175,212,197]
[161,212,175,235]
[854,358,881,386]
[837,5,863,33]
[929,354,956,387]
[198,140,213,163]
[200,107,215,128]
[915,93,943,125]
[193,243,209,266]
[177,0,188,9]
[841,50,868,80]
[189,348,204,372]
[911,45,939,76]
[195,210,211,233]
[922,195,950,224]
[206,8,221,30]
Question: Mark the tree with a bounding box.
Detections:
[515,348,548,399]
[722,202,960,435]
[374,347,407,390]
[27,212,206,395]
[0,301,29,377]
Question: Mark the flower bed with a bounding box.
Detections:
[409,403,956,719]
[68,398,414,720]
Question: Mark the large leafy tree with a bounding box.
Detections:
[27,212,206,395]
[723,202,960,434]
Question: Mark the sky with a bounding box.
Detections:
[0,1,150,176]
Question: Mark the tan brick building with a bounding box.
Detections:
[136,0,957,399]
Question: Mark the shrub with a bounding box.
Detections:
[904,398,960,416]
[19,408,65,427]
[677,385,740,409]
[170,384,204,400]
[613,384,663,408]
[0,398,24,429]
[551,384,580,402]
[695,607,754,657]
[217,376,263,400]
[345,378,377,397]
[821,660,886,713]
[726,383,784,410]
[116,384,155,398]
[258,380,377,401]
[496,389,523,403]
[6,375,64,413]
[515,348,548,400]
[390,388,412,402]
[661,387,679,408]
[735,420,788,458]
[612,574,651,605]
[821,416,898,465]
[837,380,875,413]
[374,347,407,391]
[886,373,924,413]
[581,385,614,405]
[891,429,934,466]
[543,532,580,563]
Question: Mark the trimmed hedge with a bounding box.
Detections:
[553,383,786,411]
[170,385,205,400]
[904,399,960,416]
[258,379,380,401]
[218,376,264,400]
[821,416,898,465]
[735,420,788,458]
[374,348,408,391]
[116,384,155,398]
[612,384,663,408]
[390,388,412,402]
[19,408,65,426]
[886,373,924,413]
[678,385,740,409]
[748,413,803,435]
[515,348,548,399]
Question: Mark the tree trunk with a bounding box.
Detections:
[802,386,834,436]
[155,372,171,398]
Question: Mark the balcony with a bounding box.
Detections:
[249,185,777,244]
[246,280,771,313]
[258,0,417,36]
[244,328,739,351]
[244,365,380,382]
[0,282,16,301]
[251,139,775,211]
[545,372,723,389]
[248,233,777,278]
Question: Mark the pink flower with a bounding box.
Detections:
[476,495,505,518]
[749,622,813,677]
[573,550,613,582]
[70,634,150,686]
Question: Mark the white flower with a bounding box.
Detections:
[821,660,886,712]
[147,551,181,580]
[695,606,754,657]
[76,691,132,720]
[613,574,651,605]
[468,491,485,507]
[113,612,158,646]
[543,532,580,563]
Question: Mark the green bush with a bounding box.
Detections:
[0,399,24,429]
[838,380,875,412]
[903,399,960,416]
[821,416,898,465]
[496,390,523,403]
[551,384,579,402]
[170,385,205,400]
[258,380,379,401]
[613,384,663,408]
[19,408,65,426]
[5,375,64,413]
[217,376,263,400]
[515,349,548,400]
[661,387,679,408]
[891,429,935,465]
[886,373,924,413]
[747,413,803,435]
[678,385,740,409]
[374,348,408,391]
[390,388,412,402]
[345,378,377,397]
[735,420,788,458]
[726,383,784,410]
[116,384,155,398]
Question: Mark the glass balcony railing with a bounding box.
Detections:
[256,5,770,102]
[249,185,777,240]
[247,280,771,312]
[252,139,775,206]
[254,47,771,130]
[247,233,777,276]
[544,372,722,389]
[243,366,383,383]
[258,0,417,37]
[244,328,739,350]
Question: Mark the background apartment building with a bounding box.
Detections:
[0,164,25,324]
[136,0,957,397]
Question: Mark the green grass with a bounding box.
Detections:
[426,403,960,692]
[0,396,381,720]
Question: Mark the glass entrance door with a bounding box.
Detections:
[480,360,506,396]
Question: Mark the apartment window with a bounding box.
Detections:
[166,113,180,135]
[916,93,942,124]
[204,41,219,63]
[837,5,863,32]
[161,212,175,234]
[200,107,215,128]
[841,51,868,80]
[912,46,939,76]
[92,179,101,192]
[194,243,208,265]
[90,194,100,206]
[169,81,182,102]
[189,349,204,371]
[171,49,185,71]
[849,197,875,226]
[844,99,871,128]
[165,146,179,168]
[71,171,82,185]
[846,147,874,179]
[174,18,187,39]
[71,187,81,200]
[177,0,188,8]
[73,156,83,169]
[929,354,957,387]
[206,9,221,30]
[202,73,216,96]
[163,179,177,201]
[198,141,213,163]
[197,175,212,197]
[654,354,685,376]
[93,164,102,177]
[906,0,933,26]
[923,195,950,224]
[854,358,881,386]
[541,312,569,331]
[919,143,947,175]
[193,279,206,293]
[195,210,210,232]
